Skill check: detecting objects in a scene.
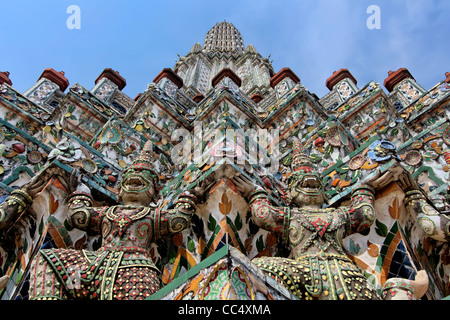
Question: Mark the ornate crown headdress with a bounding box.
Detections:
[282,140,327,205]
[127,140,157,172]
[291,140,315,173]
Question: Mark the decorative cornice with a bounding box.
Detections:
[153,68,183,89]
[270,68,300,88]
[383,68,414,92]
[0,71,12,86]
[95,68,127,90]
[211,68,241,87]
[325,68,357,91]
[38,68,69,91]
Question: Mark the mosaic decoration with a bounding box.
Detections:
[397,80,423,103]
[245,141,382,300]
[26,80,59,107]
[336,80,355,101]
[28,141,197,300]
[199,261,254,300]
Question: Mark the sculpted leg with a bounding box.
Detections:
[253,254,380,300]
[112,266,160,300]
[29,248,93,300]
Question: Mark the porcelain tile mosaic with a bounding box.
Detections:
[0,22,448,301]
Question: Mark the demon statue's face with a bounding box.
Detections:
[288,140,326,208]
[289,166,326,208]
[117,141,160,206]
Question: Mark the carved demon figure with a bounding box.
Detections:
[27,141,197,300]
[233,140,385,300]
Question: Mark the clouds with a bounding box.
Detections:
[265,0,450,96]
[373,0,449,90]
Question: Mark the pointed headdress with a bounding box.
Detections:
[288,140,325,192]
[291,140,315,173]
[126,140,158,174]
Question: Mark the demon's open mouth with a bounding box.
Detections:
[297,176,323,193]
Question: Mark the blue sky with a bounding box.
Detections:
[0,0,448,99]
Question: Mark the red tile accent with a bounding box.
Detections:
[211,68,241,87]
[270,67,300,88]
[250,93,263,103]
[325,68,357,91]
[0,71,12,86]
[95,68,127,90]
[153,68,183,89]
[192,93,205,103]
[383,68,414,92]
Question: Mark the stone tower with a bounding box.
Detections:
[203,21,245,54]
[174,21,274,98]
[0,21,449,302]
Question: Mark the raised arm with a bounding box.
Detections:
[152,193,197,240]
[0,170,50,230]
[66,190,104,235]
[232,174,290,241]
[341,168,403,236]
[248,189,290,244]
[0,189,34,230]
[404,190,449,242]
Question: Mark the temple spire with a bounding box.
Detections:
[203,21,245,54]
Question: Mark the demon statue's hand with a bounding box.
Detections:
[188,175,215,200]
[364,164,404,191]
[397,172,419,192]
[232,173,257,199]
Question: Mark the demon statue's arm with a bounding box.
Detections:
[154,177,215,239]
[341,167,404,236]
[66,190,104,235]
[399,174,450,242]
[247,189,289,237]
[232,174,290,244]
[341,184,376,236]
[151,176,213,240]
[0,168,56,230]
[150,193,197,240]
[0,188,34,230]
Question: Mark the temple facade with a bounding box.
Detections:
[0,21,449,300]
